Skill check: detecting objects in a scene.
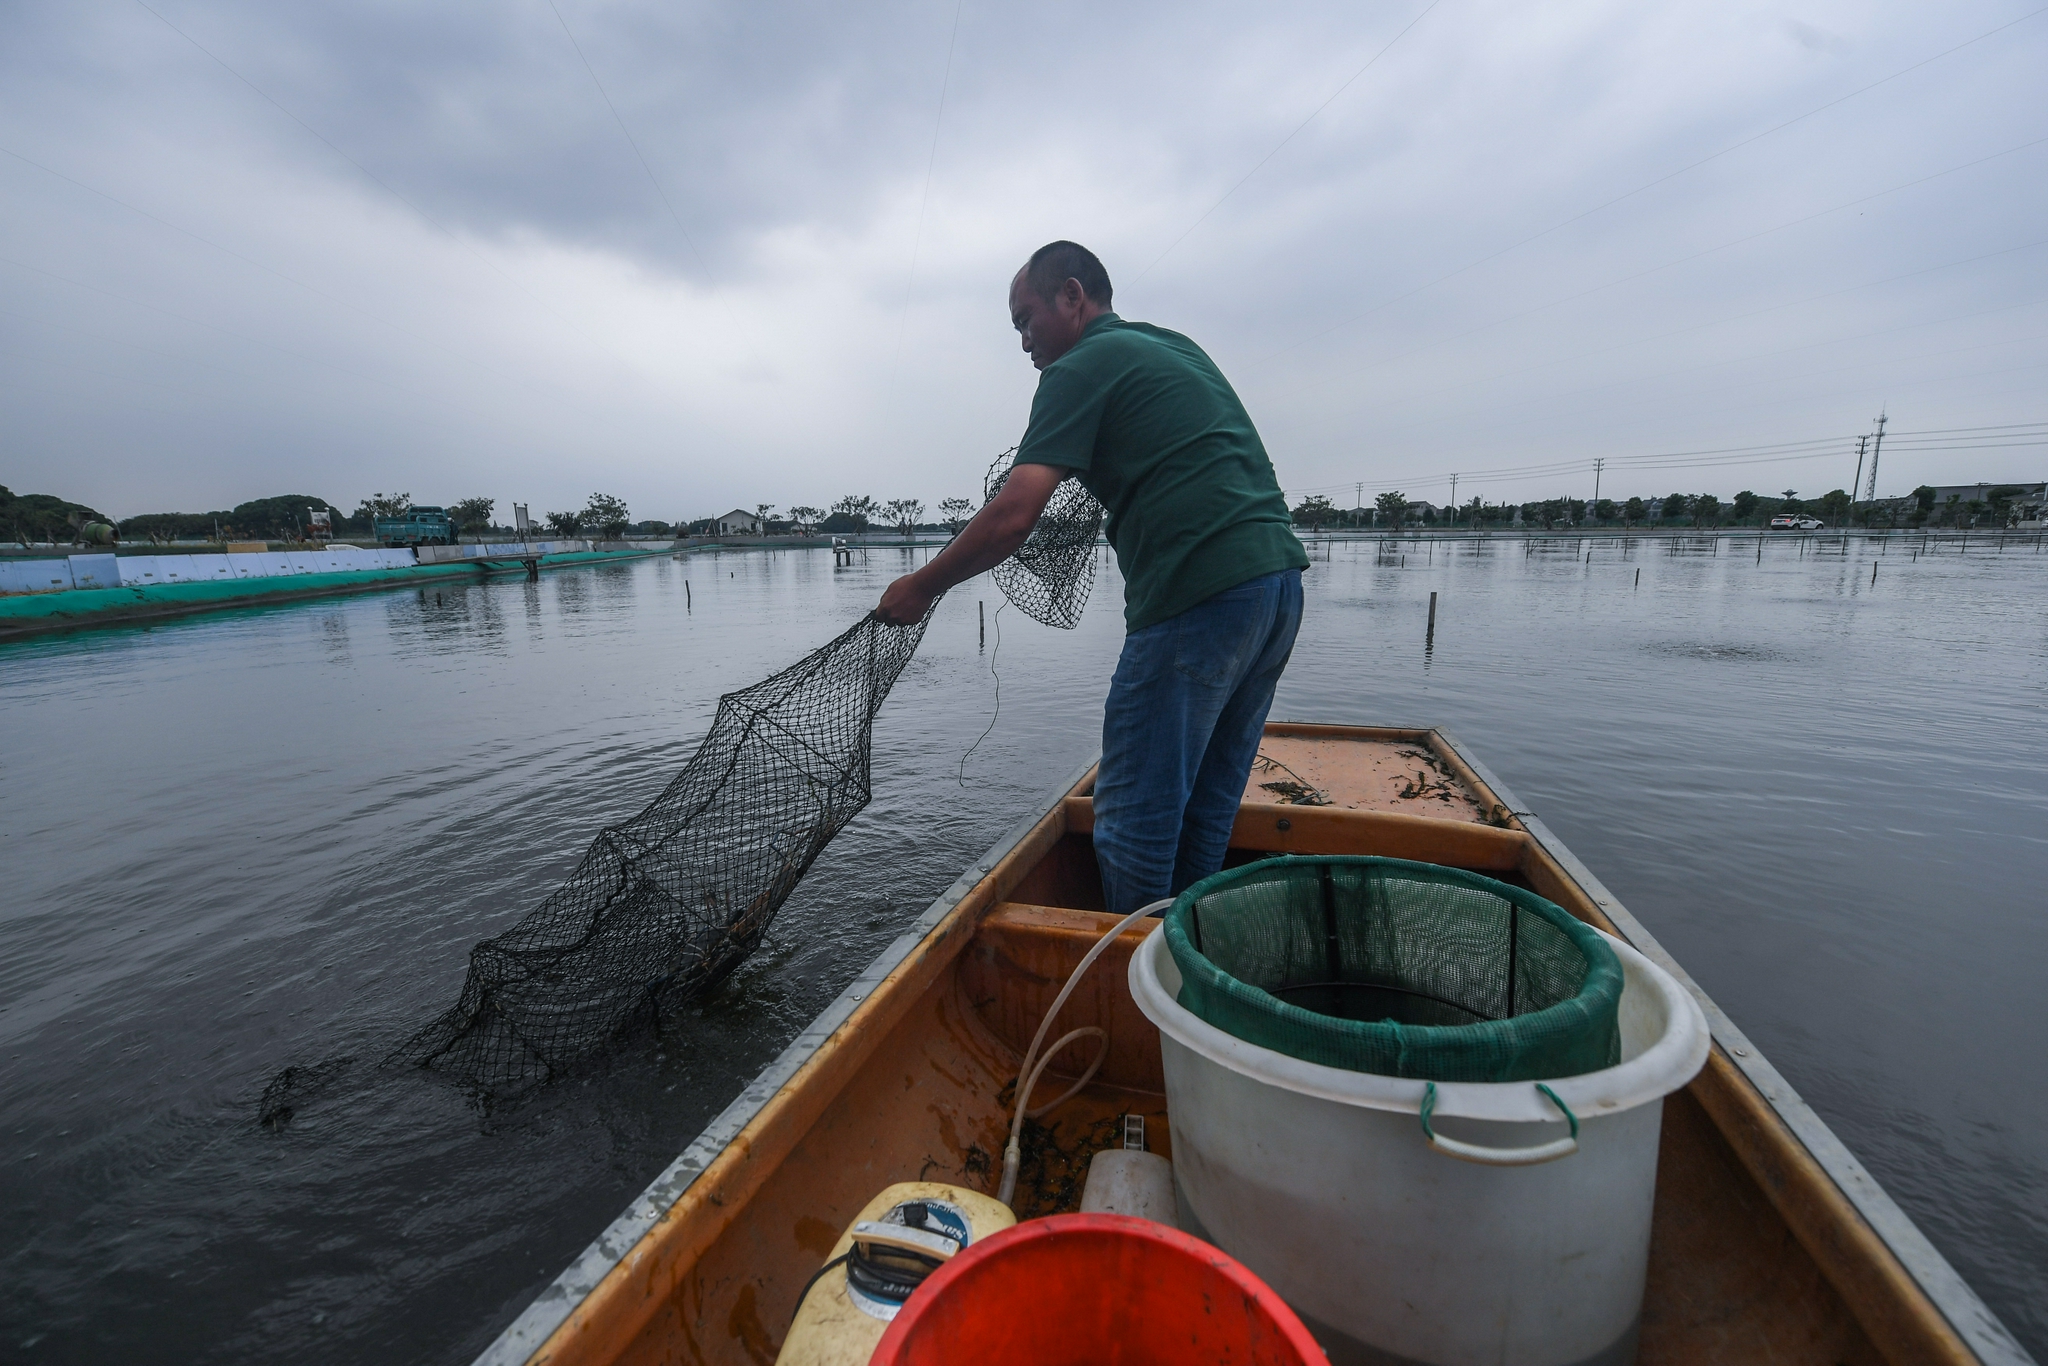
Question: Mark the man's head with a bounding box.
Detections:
[1009,241,1112,370]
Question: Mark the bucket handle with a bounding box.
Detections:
[1419,1082,1580,1166]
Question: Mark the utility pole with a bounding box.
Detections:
[1850,436,1869,509]
[1355,481,1363,529]
[1592,458,1604,508]
[1449,474,1459,526]
[1864,411,1887,503]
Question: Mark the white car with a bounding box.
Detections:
[1769,514,1823,530]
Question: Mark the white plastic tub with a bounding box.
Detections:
[1131,925,1709,1366]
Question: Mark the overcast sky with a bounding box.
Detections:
[3,0,2044,521]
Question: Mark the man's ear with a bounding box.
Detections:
[1061,277,1087,311]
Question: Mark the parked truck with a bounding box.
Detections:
[373,506,455,546]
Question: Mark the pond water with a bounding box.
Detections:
[2,533,2043,1362]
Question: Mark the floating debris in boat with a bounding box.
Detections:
[1252,752,1331,806]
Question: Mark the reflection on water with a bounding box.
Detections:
[1,535,2043,1362]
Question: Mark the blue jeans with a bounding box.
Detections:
[1093,569,1304,916]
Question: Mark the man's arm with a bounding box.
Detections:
[874,463,1068,624]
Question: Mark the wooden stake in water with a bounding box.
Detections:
[1426,591,1437,643]
[685,580,691,608]
[979,600,985,647]
[1634,567,1641,589]
[1872,562,1879,586]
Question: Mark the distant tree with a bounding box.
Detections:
[938,497,975,534]
[1911,485,1938,515]
[355,492,412,526]
[202,495,342,539]
[1593,498,1617,522]
[1567,499,1587,523]
[1692,493,1722,526]
[755,503,777,526]
[630,519,674,536]
[1292,494,1338,527]
[1987,486,2025,526]
[582,493,631,538]
[118,511,217,544]
[1816,488,1852,523]
[545,508,586,537]
[449,496,495,540]
[828,495,877,533]
[883,498,925,536]
[787,505,824,535]
[1660,492,1689,521]
[1374,490,1407,528]
[1731,490,1760,522]
[1623,496,1646,526]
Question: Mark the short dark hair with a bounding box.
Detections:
[1023,240,1112,308]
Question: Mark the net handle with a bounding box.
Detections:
[1418,1080,1581,1167]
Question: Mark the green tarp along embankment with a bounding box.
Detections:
[0,549,662,638]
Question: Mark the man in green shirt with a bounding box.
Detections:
[878,241,1307,915]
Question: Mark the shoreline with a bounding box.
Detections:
[0,545,676,641]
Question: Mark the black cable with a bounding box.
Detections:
[957,600,1003,784]
[786,1253,850,1328]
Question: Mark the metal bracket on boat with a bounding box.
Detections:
[1418,1081,1581,1166]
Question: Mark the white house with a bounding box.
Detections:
[715,509,763,535]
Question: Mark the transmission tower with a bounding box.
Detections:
[1864,411,1887,502]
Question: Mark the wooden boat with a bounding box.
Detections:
[476,723,2028,1366]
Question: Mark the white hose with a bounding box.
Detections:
[996,898,1173,1207]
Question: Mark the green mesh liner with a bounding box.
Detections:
[1164,856,1622,1082]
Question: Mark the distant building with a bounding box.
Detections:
[1917,482,2045,524]
[714,508,763,535]
[1917,481,2040,502]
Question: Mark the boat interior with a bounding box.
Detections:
[526,724,1973,1366]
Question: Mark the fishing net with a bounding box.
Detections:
[387,610,931,1094]
[1165,856,1622,1082]
[986,450,1105,631]
[357,454,1105,1102]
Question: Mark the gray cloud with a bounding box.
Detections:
[2,0,2043,519]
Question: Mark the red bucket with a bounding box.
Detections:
[869,1212,1324,1365]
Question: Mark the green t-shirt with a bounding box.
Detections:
[1014,313,1306,631]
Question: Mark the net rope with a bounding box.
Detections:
[299,459,1109,1104]
[985,450,1104,630]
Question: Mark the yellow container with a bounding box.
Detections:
[776,1182,1014,1366]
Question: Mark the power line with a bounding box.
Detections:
[127,0,662,387]
[894,0,966,369]
[1254,132,2048,397]
[544,0,725,296]
[1129,0,1442,285]
[906,0,965,299]
[1308,235,2048,429]
[1282,421,2048,501]
[1247,6,2048,371]
[0,142,577,403]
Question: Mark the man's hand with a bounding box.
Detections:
[876,572,937,625]
[870,463,1069,625]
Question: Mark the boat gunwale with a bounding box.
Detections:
[472,756,1098,1366]
[475,725,2032,1366]
[1429,726,2031,1366]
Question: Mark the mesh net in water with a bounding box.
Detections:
[1164,856,1623,1082]
[387,610,933,1093]
[985,451,1104,631]
[370,461,1105,1102]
